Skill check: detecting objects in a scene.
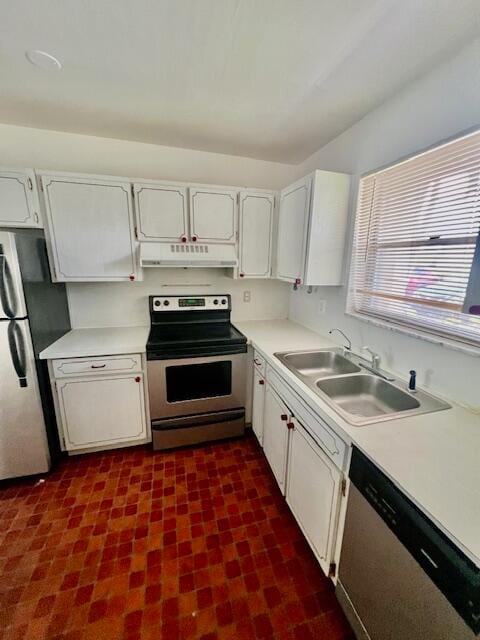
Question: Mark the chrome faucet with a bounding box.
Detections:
[362,346,381,370]
[329,328,352,352]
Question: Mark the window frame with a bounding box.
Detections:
[346,128,480,354]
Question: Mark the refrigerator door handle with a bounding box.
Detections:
[8,320,28,388]
[0,253,17,319]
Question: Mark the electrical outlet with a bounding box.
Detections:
[318,299,326,314]
[243,290,251,303]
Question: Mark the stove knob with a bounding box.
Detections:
[213,299,219,305]
[221,299,227,305]
[163,300,170,306]
[154,300,161,307]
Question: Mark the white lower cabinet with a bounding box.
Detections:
[260,366,346,579]
[56,373,147,451]
[286,419,342,576]
[263,383,291,494]
[252,368,266,445]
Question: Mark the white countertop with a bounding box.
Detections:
[235,319,480,567]
[39,326,150,359]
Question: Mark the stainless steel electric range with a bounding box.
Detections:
[146,294,247,450]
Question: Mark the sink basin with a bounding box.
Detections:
[274,348,450,426]
[276,349,360,379]
[316,374,420,419]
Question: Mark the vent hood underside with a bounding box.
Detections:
[140,241,238,267]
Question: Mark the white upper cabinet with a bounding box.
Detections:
[41,173,140,282]
[238,190,274,278]
[276,170,350,286]
[276,175,311,284]
[189,186,237,243]
[0,169,42,228]
[134,182,188,242]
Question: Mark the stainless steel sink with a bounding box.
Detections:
[277,349,360,378]
[316,374,420,418]
[274,348,451,426]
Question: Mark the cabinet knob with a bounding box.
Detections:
[280,414,288,421]
[287,421,295,430]
[240,273,245,278]
[135,376,141,383]
[129,274,135,281]
[259,379,265,385]
[181,236,187,243]
[191,235,198,242]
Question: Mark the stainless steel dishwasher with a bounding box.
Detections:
[336,447,480,640]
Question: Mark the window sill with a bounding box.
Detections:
[345,310,480,358]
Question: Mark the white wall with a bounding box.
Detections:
[67,269,289,328]
[0,123,294,188]
[0,123,294,326]
[289,38,480,409]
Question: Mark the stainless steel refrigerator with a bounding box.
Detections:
[0,229,70,480]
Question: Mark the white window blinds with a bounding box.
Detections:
[348,129,480,346]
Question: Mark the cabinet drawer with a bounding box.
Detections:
[267,365,347,469]
[52,354,142,378]
[253,351,266,376]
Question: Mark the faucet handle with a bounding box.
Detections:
[362,346,380,369]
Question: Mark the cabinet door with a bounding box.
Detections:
[238,191,274,278]
[263,384,290,494]
[252,369,266,446]
[286,420,342,576]
[57,373,147,450]
[42,174,138,282]
[0,169,41,228]
[189,186,237,243]
[134,182,188,242]
[276,176,311,283]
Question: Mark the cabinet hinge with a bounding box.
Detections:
[341,477,347,497]
[328,562,337,578]
[34,212,39,224]
[27,177,33,190]
[131,184,135,197]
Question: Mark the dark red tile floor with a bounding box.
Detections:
[0,434,354,640]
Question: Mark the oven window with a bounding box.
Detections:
[166,361,232,402]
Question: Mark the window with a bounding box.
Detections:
[348,130,480,347]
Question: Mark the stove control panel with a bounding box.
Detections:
[151,295,230,311]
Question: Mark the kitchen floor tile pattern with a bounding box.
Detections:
[0,434,354,640]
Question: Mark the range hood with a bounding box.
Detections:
[140,241,238,268]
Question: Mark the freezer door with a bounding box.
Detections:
[0,231,27,320]
[0,318,50,479]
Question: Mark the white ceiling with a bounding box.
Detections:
[0,0,478,163]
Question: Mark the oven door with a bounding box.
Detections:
[147,353,246,420]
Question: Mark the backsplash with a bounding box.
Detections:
[67,269,290,328]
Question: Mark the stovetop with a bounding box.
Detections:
[147,294,247,360]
